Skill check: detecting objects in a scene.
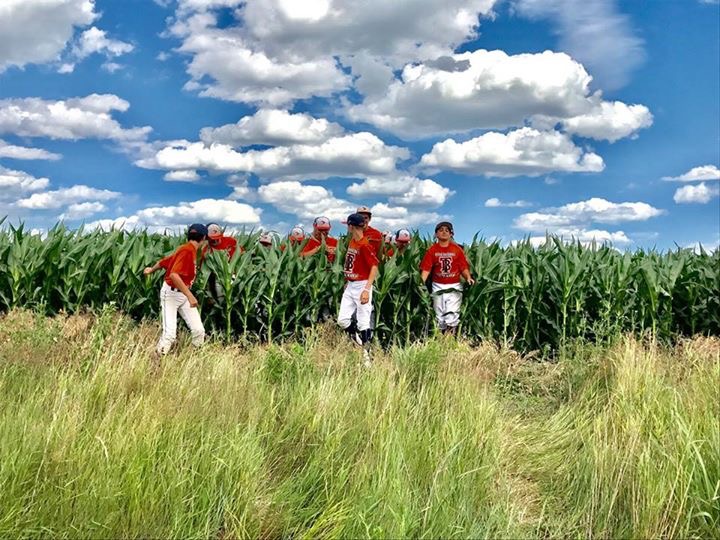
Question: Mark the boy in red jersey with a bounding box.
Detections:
[280,226,306,252]
[338,213,379,363]
[356,206,384,258]
[384,228,412,257]
[202,223,240,304]
[300,216,338,262]
[419,222,475,336]
[144,223,208,354]
[394,229,412,254]
[205,223,239,258]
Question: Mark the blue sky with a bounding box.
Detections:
[0,0,718,249]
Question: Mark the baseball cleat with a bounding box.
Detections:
[362,348,372,368]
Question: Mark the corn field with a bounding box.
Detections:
[0,223,718,351]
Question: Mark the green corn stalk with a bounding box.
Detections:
[0,221,718,352]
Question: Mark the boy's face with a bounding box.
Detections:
[435,226,451,241]
[360,213,371,228]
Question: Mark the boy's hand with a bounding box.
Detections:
[360,290,370,304]
[187,293,198,308]
[466,277,476,286]
[143,267,154,276]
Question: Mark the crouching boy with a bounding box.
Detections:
[337,213,379,363]
[144,223,208,354]
[419,222,475,336]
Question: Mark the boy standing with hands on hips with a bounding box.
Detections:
[420,222,475,336]
[144,223,208,355]
[337,213,379,365]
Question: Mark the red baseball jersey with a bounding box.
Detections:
[301,235,338,262]
[419,242,469,284]
[364,226,384,257]
[201,235,239,263]
[163,242,198,287]
[343,236,379,281]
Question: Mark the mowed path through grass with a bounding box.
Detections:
[0,309,718,539]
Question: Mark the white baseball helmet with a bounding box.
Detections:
[207,222,223,239]
[313,216,331,230]
[395,229,411,244]
[259,231,274,246]
[289,226,305,241]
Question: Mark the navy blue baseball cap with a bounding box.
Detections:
[189,223,208,236]
[346,213,366,227]
[435,221,454,234]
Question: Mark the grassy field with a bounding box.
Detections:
[0,309,718,538]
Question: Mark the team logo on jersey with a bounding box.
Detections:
[344,251,357,274]
[439,255,453,275]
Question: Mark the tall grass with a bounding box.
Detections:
[0,224,717,352]
[0,310,717,538]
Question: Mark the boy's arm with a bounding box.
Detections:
[462,267,475,285]
[144,260,163,275]
[360,265,379,305]
[300,244,322,257]
[144,254,173,275]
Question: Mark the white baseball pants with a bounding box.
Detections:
[156,282,205,354]
[337,280,373,331]
[432,282,463,330]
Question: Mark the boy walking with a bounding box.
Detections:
[144,223,208,354]
[338,213,379,364]
[300,216,338,262]
[355,206,384,258]
[202,222,239,304]
[419,222,475,336]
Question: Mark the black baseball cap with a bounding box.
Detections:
[189,223,208,237]
[346,213,366,227]
[435,221,454,234]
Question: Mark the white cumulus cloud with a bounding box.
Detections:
[16,185,121,210]
[420,128,604,177]
[146,132,408,180]
[88,198,263,231]
[172,12,350,106]
[0,140,61,161]
[258,181,355,222]
[200,109,345,147]
[0,166,50,199]
[73,26,133,59]
[514,197,663,231]
[485,198,533,208]
[662,165,720,182]
[534,101,653,143]
[0,0,96,72]
[347,175,453,207]
[59,201,107,220]
[673,182,720,204]
[164,170,200,182]
[0,94,151,141]
[169,0,497,105]
[348,49,598,138]
[513,0,645,90]
[368,202,444,230]
[512,197,662,246]
[521,229,632,247]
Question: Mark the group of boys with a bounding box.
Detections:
[144,205,474,363]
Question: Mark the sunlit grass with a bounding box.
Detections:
[0,310,717,538]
